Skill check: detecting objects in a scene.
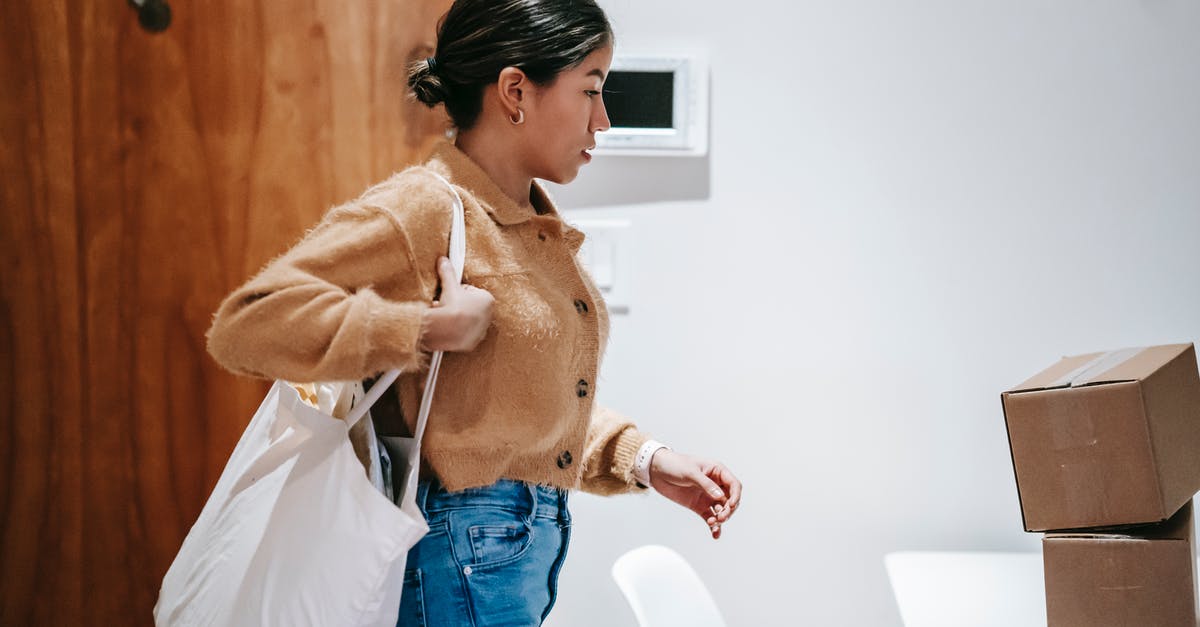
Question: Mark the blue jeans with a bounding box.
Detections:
[397,479,572,626]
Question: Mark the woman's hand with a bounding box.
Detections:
[649,449,742,540]
[419,257,495,352]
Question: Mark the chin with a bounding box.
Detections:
[542,167,581,186]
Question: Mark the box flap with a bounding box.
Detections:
[1009,351,1107,392]
[1093,344,1194,388]
[1046,501,1193,541]
[1007,344,1192,393]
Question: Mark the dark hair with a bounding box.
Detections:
[408,0,613,129]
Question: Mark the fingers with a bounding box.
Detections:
[697,463,741,539]
[705,504,722,535]
[709,465,742,523]
[692,470,726,504]
[689,468,728,538]
[436,256,458,291]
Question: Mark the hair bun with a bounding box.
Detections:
[409,58,448,107]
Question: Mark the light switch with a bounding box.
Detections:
[589,235,615,290]
[569,218,632,314]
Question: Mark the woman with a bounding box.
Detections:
[205,0,742,624]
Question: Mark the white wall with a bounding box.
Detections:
[544,1,1200,626]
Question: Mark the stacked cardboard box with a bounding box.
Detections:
[1002,344,1200,627]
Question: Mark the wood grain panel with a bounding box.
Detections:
[0,0,452,623]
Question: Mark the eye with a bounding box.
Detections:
[585,90,601,97]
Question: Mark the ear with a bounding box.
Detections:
[496,66,527,117]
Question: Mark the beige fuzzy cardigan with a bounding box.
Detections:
[206,142,650,495]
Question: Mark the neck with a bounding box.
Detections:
[454,128,534,210]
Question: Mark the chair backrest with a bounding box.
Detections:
[884,551,1046,627]
[611,545,728,627]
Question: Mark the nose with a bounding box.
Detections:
[590,95,610,134]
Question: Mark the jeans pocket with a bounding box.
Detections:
[466,516,534,569]
[397,569,426,627]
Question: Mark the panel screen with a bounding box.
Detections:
[603,70,675,129]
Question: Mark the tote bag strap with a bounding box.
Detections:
[345,171,466,439]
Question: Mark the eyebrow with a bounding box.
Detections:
[586,69,606,80]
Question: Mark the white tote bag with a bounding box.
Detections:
[155,173,466,627]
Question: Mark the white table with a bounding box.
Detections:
[886,551,1200,627]
[885,551,1048,627]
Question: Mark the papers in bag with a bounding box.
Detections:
[289,381,356,419]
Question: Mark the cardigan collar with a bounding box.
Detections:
[427,141,557,227]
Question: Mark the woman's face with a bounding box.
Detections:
[522,44,613,185]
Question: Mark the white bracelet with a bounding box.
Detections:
[633,440,670,487]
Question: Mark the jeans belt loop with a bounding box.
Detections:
[527,482,540,520]
[415,479,431,513]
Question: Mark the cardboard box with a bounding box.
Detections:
[1002,343,1200,532]
[1043,501,1197,627]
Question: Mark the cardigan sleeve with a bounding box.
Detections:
[205,170,454,382]
[578,404,652,496]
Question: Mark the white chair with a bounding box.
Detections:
[611,545,728,627]
[883,551,1046,627]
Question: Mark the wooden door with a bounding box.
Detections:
[0,0,451,623]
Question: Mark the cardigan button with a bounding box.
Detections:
[573,299,589,314]
[557,450,573,469]
[576,379,589,397]
[537,231,548,241]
